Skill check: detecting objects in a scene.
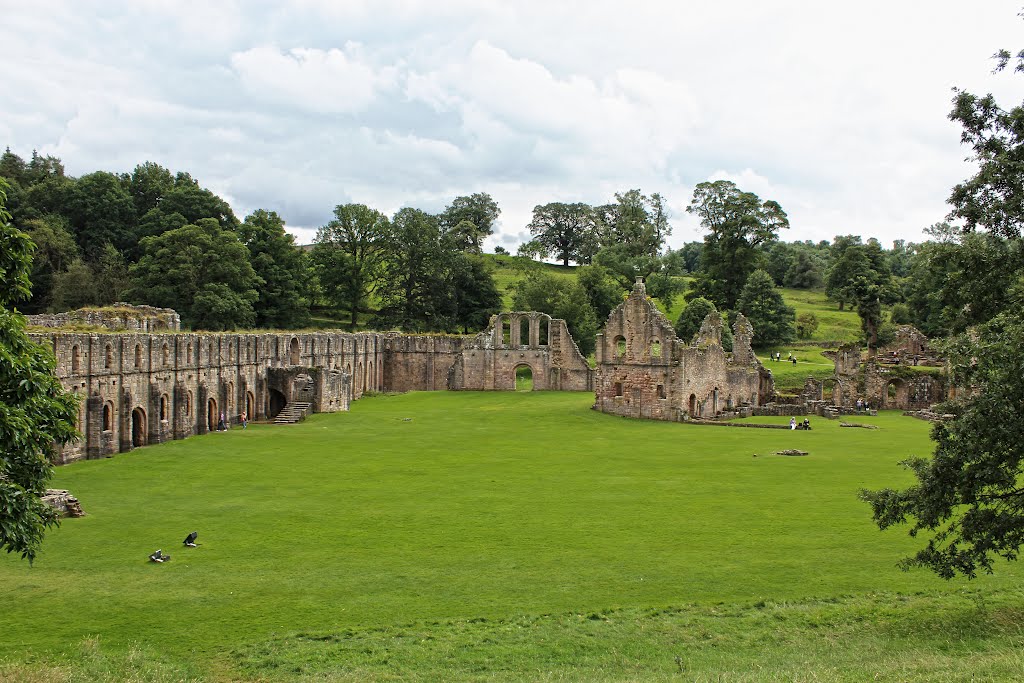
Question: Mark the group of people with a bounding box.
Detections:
[149,531,200,563]
[770,352,798,364]
[789,417,811,430]
[855,398,869,411]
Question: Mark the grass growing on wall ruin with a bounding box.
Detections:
[2,392,1021,680]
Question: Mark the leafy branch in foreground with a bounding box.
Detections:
[860,312,1024,578]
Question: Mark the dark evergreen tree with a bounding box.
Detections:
[736,269,795,347]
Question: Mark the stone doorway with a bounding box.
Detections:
[515,364,534,391]
[207,398,217,432]
[269,388,286,419]
[131,407,146,448]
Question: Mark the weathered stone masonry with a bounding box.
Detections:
[34,309,594,464]
[593,278,773,421]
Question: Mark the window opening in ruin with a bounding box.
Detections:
[615,336,626,357]
[515,365,533,391]
[103,402,112,431]
[162,343,169,366]
[539,318,549,346]
[105,344,113,369]
[502,319,511,346]
[186,390,192,416]
[72,345,81,373]
[207,398,217,432]
[290,337,300,365]
[614,382,623,397]
[160,395,168,421]
[519,319,530,347]
[887,381,899,406]
[688,393,697,417]
[657,384,666,399]
[246,391,254,421]
[131,408,146,448]
[135,344,142,368]
[650,339,662,357]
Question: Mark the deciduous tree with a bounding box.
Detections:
[0,178,79,563]
[239,209,310,328]
[526,202,598,266]
[686,180,788,310]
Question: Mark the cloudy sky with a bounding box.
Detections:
[3,1,1022,251]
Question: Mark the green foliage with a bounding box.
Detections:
[674,296,716,343]
[889,302,911,325]
[595,189,670,258]
[512,269,598,354]
[449,255,502,334]
[438,192,500,253]
[66,171,136,259]
[687,180,789,310]
[239,209,311,328]
[796,311,819,339]
[0,178,79,564]
[862,312,1024,578]
[126,218,261,330]
[736,269,795,346]
[575,264,625,322]
[947,69,1024,239]
[50,258,97,312]
[784,248,824,289]
[526,201,598,266]
[312,203,390,330]
[22,215,79,313]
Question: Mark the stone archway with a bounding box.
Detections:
[885,379,908,409]
[268,388,286,419]
[131,407,146,448]
[207,398,218,432]
[688,393,697,418]
[246,391,255,421]
[514,364,534,391]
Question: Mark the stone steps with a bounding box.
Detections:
[274,401,311,424]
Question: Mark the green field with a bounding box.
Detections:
[3,392,1021,681]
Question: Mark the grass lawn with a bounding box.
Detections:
[2,392,1021,681]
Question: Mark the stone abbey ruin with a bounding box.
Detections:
[30,279,947,464]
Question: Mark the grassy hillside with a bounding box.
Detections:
[1,392,1019,681]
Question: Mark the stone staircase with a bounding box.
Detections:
[273,401,311,424]
[274,375,316,425]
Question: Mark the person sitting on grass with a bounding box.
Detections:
[149,549,170,563]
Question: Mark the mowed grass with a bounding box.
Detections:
[2,391,1022,681]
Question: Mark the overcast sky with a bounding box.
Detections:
[3,1,1022,251]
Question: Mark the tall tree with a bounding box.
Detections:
[239,209,311,328]
[439,192,500,253]
[312,204,389,330]
[65,171,136,258]
[596,189,671,258]
[862,32,1024,578]
[373,208,452,331]
[526,202,598,266]
[735,269,796,347]
[23,216,80,313]
[686,180,789,309]
[449,254,502,334]
[126,218,261,330]
[0,178,79,563]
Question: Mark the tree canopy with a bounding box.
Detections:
[687,180,789,310]
[0,178,79,563]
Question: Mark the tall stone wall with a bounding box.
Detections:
[593,278,772,421]
[36,309,595,464]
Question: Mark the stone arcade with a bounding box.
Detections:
[31,307,593,463]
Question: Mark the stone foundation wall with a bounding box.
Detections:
[27,303,180,331]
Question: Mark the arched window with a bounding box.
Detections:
[185,390,193,416]
[290,338,300,365]
[135,344,143,368]
[104,344,113,369]
[162,343,169,367]
[614,336,626,357]
[160,394,168,421]
[650,338,662,358]
[71,345,81,373]
[519,318,529,347]
[539,318,550,346]
[103,402,113,431]
[501,318,511,346]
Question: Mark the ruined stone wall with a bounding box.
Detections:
[593,278,771,421]
[450,312,593,391]
[27,303,181,331]
[36,311,595,465]
[33,330,388,464]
